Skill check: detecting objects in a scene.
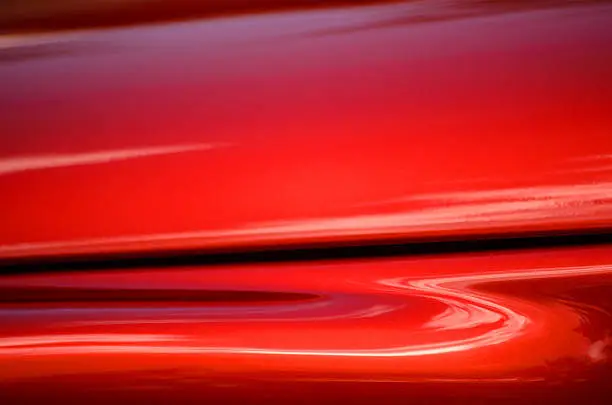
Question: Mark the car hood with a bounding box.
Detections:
[1,1,612,260]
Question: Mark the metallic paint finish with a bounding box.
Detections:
[1,1,612,259]
[1,245,612,403]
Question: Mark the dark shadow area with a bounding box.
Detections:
[0,286,318,303]
[2,0,611,33]
[1,230,612,274]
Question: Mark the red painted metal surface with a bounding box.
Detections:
[2,1,612,403]
[1,245,612,403]
[1,1,612,259]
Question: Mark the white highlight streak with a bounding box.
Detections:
[0,143,220,175]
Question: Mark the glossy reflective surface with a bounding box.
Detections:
[2,2,612,402]
[1,1,612,259]
[1,245,612,403]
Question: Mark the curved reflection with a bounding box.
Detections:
[1,256,611,361]
[1,245,612,402]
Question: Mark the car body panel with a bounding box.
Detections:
[2,2,612,403]
[2,244,612,403]
[1,1,612,259]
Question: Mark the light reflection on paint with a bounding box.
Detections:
[0,334,173,347]
[2,181,612,258]
[0,143,223,176]
[2,263,611,360]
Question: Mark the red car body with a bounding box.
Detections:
[1,1,612,403]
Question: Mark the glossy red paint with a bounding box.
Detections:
[2,1,612,403]
[1,245,612,403]
[1,1,612,259]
